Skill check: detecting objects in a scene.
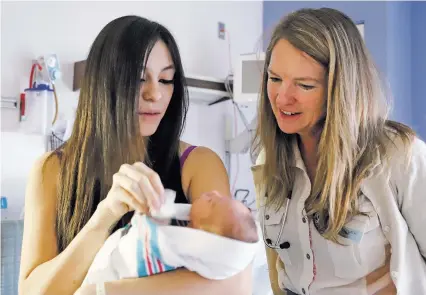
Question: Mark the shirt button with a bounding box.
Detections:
[265,214,270,220]
[302,217,307,223]
[266,239,272,245]
[302,288,306,294]
[279,242,290,249]
[306,253,311,260]
[384,226,390,233]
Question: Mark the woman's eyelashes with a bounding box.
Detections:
[269,76,315,91]
[139,78,174,85]
[269,76,281,83]
[298,84,315,90]
[159,79,174,85]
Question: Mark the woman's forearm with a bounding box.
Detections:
[20,210,113,295]
[105,266,252,295]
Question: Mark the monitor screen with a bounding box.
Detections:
[241,59,264,94]
[233,53,265,103]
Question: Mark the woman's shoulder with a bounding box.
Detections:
[178,140,219,159]
[178,141,230,200]
[33,150,61,176]
[411,136,426,157]
[178,141,194,157]
[178,140,226,176]
[382,131,426,183]
[27,150,62,200]
[384,131,425,162]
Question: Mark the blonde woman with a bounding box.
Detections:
[252,8,426,295]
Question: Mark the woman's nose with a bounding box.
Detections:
[277,82,296,104]
[143,82,162,101]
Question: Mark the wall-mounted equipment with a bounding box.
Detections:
[186,75,232,105]
[232,52,265,104]
[224,52,264,166]
[1,97,18,109]
[20,54,61,135]
[1,55,62,136]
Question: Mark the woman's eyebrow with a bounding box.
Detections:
[267,68,322,83]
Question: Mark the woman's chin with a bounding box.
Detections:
[139,125,159,137]
[277,125,300,135]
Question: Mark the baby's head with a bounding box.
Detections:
[189,191,259,243]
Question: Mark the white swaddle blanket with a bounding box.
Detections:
[83,190,261,285]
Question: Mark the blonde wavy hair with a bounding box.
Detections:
[253,8,414,241]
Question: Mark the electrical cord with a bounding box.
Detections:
[51,83,59,125]
[231,100,239,193]
[234,189,255,209]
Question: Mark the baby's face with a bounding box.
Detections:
[189,192,251,236]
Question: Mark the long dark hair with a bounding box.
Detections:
[48,15,188,252]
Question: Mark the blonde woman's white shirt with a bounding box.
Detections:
[252,136,426,295]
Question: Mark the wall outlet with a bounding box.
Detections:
[218,22,225,40]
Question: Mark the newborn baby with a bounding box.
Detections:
[189,191,259,243]
[82,190,260,285]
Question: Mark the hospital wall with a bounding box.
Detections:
[411,2,426,140]
[0,1,263,219]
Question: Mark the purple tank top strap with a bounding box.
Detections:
[180,145,197,169]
